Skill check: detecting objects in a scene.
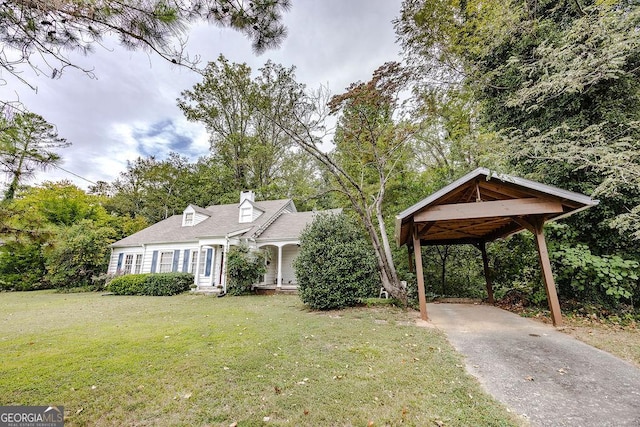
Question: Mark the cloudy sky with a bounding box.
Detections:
[0,0,404,190]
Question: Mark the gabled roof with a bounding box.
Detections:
[257,209,342,241]
[113,199,296,247]
[188,205,212,216]
[239,199,265,212]
[395,168,599,247]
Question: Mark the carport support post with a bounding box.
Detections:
[479,242,495,304]
[531,218,563,327]
[412,225,428,321]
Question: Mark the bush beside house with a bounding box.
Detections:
[226,245,267,295]
[294,213,379,310]
[107,273,193,296]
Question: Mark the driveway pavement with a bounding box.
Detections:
[426,303,640,427]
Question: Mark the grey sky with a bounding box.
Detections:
[0,0,403,190]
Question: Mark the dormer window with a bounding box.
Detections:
[184,212,194,226]
[239,206,253,223]
[182,205,209,227]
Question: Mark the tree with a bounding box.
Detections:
[260,62,415,303]
[178,55,321,202]
[322,62,415,302]
[294,213,379,310]
[0,112,69,200]
[107,153,194,223]
[0,0,291,88]
[396,0,640,250]
[0,181,139,290]
[395,0,640,309]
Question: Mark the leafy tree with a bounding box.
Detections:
[0,240,46,290]
[0,112,69,200]
[0,181,141,290]
[294,213,379,310]
[254,62,416,303]
[0,0,291,87]
[323,62,416,302]
[396,0,640,311]
[11,181,108,226]
[107,153,194,223]
[178,55,320,202]
[397,0,640,248]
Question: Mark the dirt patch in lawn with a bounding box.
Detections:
[561,319,640,368]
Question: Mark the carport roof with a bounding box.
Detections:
[395,168,599,247]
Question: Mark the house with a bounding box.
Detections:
[107,191,333,293]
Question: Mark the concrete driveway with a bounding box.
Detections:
[427,303,640,427]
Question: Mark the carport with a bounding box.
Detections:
[395,168,598,326]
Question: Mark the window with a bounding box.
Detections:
[159,251,174,273]
[198,249,207,275]
[134,254,143,274]
[239,206,252,223]
[190,251,198,273]
[184,212,194,226]
[123,254,134,274]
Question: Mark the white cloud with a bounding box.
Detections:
[0,0,403,190]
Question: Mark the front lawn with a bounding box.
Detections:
[0,291,520,426]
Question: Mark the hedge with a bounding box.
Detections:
[107,273,193,296]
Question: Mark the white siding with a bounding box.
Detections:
[281,245,300,285]
[109,243,199,275]
[193,212,209,225]
[108,247,144,274]
[263,247,277,285]
[251,208,263,221]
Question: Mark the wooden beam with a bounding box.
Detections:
[426,217,511,240]
[478,180,530,199]
[414,221,435,239]
[421,238,483,246]
[521,216,563,327]
[415,198,564,222]
[413,225,428,321]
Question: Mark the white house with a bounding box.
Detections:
[107,191,335,293]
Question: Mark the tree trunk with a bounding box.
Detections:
[361,209,406,305]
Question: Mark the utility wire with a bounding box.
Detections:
[52,164,98,185]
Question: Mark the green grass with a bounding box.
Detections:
[0,291,521,426]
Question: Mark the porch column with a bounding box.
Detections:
[277,245,283,289]
[412,225,428,321]
[479,242,495,304]
[193,246,201,288]
[221,243,228,291]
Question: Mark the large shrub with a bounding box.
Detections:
[44,220,115,290]
[552,244,639,307]
[489,233,546,305]
[107,273,193,296]
[226,245,267,296]
[0,242,46,291]
[294,213,379,310]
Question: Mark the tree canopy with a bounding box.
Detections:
[0,111,69,200]
[0,0,291,88]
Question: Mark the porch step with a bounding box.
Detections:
[191,286,221,295]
